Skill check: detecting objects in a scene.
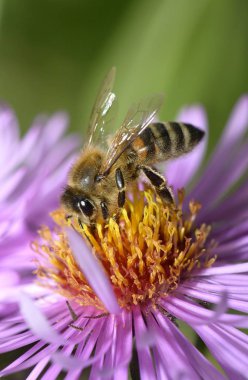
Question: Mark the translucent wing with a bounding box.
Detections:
[87,67,117,146]
[101,94,164,176]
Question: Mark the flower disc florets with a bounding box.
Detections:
[34,189,215,310]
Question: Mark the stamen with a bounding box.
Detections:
[34,189,215,310]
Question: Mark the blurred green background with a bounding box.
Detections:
[0,0,247,152]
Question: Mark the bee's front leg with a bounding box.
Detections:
[115,168,126,207]
[78,217,84,229]
[100,200,109,220]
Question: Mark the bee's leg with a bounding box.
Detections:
[115,168,126,207]
[66,301,86,331]
[78,217,84,229]
[140,165,174,203]
[66,300,78,322]
[100,200,109,220]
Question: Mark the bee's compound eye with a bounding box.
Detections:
[78,199,94,217]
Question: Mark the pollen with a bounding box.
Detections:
[33,188,215,310]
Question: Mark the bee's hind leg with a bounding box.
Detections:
[115,168,126,207]
[140,165,175,204]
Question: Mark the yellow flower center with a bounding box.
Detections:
[33,189,215,311]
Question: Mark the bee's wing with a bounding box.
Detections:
[101,94,164,176]
[87,67,118,146]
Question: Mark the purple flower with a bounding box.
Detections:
[1,96,248,379]
[0,105,79,317]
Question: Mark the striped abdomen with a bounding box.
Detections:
[131,122,205,164]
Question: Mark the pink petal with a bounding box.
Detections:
[0,105,19,166]
[178,286,248,314]
[19,292,65,345]
[194,324,248,377]
[193,141,248,215]
[147,313,200,379]
[52,316,114,370]
[63,323,104,380]
[41,345,75,380]
[112,310,132,367]
[215,94,248,155]
[66,228,120,314]
[207,180,248,224]
[190,95,248,203]
[0,342,58,376]
[194,262,248,276]
[166,105,208,189]
[0,168,27,202]
[42,112,69,147]
[155,314,226,380]
[133,308,157,380]
[26,357,50,380]
[0,341,47,374]
[0,270,20,287]
[162,293,248,327]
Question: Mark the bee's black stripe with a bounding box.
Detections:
[184,123,205,146]
[140,127,156,159]
[154,123,172,154]
[170,122,185,151]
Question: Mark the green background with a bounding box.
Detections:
[0,0,247,377]
[0,0,247,152]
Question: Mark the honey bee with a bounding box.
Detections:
[61,68,204,225]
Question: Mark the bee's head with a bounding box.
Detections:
[61,186,96,224]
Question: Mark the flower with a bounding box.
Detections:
[1,96,248,379]
[0,105,79,317]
